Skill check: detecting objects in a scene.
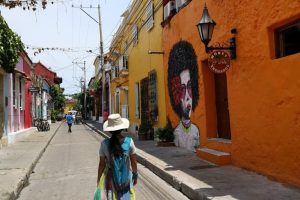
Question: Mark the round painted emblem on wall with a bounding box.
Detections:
[208,50,231,74]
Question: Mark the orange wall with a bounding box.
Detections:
[163,0,300,186]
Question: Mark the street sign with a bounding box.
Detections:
[29,86,39,92]
[208,50,231,73]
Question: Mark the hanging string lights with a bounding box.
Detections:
[25,45,96,56]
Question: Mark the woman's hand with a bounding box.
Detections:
[97,156,106,186]
[132,171,138,186]
[130,154,138,186]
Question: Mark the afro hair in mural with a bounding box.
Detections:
[167,40,199,118]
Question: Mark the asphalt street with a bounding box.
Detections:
[17,123,189,200]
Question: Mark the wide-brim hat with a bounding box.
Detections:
[103,113,129,131]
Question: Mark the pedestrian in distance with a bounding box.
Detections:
[66,113,73,133]
[94,113,138,200]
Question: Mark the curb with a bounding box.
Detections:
[135,150,207,200]
[84,122,109,139]
[9,122,64,200]
[84,122,204,200]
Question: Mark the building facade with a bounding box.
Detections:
[0,68,6,147]
[93,56,103,122]
[163,0,300,186]
[64,99,77,114]
[22,51,33,128]
[2,55,26,144]
[33,62,62,122]
[109,0,167,134]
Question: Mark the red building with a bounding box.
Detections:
[33,62,62,85]
[33,62,62,121]
[22,51,33,128]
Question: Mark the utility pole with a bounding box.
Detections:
[83,61,87,119]
[73,61,86,119]
[98,4,106,116]
[72,4,105,120]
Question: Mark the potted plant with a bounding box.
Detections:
[138,120,152,141]
[155,118,175,147]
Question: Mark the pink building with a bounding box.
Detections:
[4,54,26,142]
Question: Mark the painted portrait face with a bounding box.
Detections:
[180,69,192,120]
[168,41,199,119]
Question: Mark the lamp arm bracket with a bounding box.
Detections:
[205,37,236,59]
[206,46,234,51]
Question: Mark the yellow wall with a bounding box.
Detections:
[110,0,166,131]
[64,100,77,114]
[128,0,166,129]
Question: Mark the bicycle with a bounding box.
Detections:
[34,118,50,132]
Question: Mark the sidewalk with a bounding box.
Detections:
[0,122,62,200]
[85,120,300,200]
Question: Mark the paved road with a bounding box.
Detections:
[17,123,189,200]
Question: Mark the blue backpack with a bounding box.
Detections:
[108,137,132,192]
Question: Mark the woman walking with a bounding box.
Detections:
[95,114,138,200]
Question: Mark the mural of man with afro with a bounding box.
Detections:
[168,40,200,152]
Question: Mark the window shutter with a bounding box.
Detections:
[135,82,140,118]
[146,0,154,31]
[149,71,158,122]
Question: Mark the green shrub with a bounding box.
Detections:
[51,110,58,121]
[155,118,174,142]
[138,120,152,134]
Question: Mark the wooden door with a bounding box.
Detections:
[214,73,231,139]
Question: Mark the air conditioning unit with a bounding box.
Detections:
[164,0,176,20]
[175,0,188,12]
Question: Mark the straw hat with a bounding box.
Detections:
[103,114,129,131]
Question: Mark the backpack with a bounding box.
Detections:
[107,137,132,192]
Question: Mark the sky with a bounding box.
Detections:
[0,0,132,95]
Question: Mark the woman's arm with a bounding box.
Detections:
[97,156,106,186]
[129,154,138,186]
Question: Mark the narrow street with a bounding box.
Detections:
[17,123,189,200]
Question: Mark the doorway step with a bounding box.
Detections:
[196,147,231,165]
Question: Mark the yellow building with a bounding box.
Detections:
[109,0,166,135]
[64,99,77,114]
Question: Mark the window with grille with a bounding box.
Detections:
[115,65,119,77]
[132,25,138,46]
[115,90,120,114]
[13,74,16,108]
[149,71,158,122]
[123,56,128,70]
[111,66,115,79]
[275,20,300,58]
[140,77,149,121]
[118,56,128,71]
[124,41,128,55]
[135,82,140,118]
[146,0,154,31]
[19,78,23,110]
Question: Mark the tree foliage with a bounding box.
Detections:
[73,92,84,112]
[50,84,65,111]
[93,79,101,92]
[0,16,24,73]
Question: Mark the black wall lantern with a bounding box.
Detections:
[196,3,237,59]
